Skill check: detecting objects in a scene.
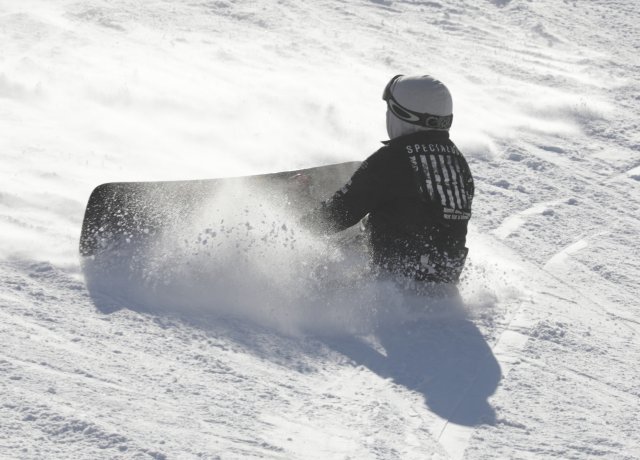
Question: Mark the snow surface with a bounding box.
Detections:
[1,0,640,458]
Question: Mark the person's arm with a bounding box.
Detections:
[301,153,386,234]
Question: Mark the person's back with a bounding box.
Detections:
[302,75,474,289]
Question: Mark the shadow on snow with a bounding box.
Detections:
[82,253,501,429]
[326,310,500,427]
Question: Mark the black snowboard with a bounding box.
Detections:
[80,161,361,258]
[79,162,362,312]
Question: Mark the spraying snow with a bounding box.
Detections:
[2,0,640,458]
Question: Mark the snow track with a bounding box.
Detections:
[2,0,640,458]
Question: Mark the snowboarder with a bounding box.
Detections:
[301,75,474,295]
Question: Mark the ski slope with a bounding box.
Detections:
[1,0,639,458]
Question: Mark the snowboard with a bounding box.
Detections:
[80,161,361,258]
[80,161,362,312]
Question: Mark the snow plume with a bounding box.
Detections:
[80,178,486,336]
[81,180,451,336]
[456,228,529,337]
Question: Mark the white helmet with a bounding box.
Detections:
[382,75,453,139]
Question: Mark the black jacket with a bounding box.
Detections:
[303,131,474,283]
